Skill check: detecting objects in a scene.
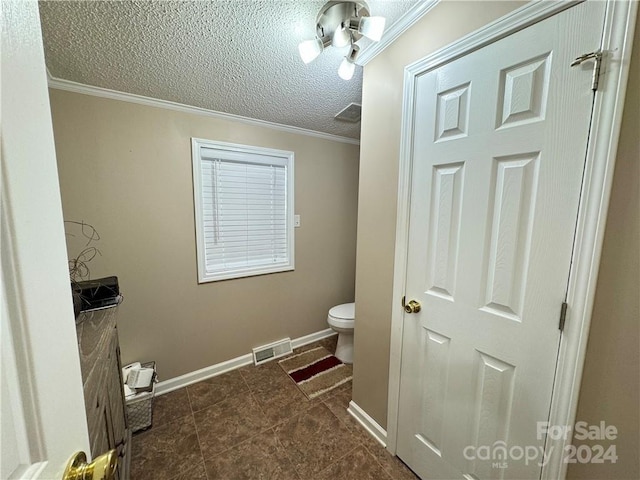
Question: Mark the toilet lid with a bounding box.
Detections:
[329,302,355,320]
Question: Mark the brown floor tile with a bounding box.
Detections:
[315,445,392,480]
[246,371,293,400]
[153,388,192,428]
[323,390,418,479]
[187,370,249,413]
[130,355,412,480]
[364,442,419,480]
[239,360,287,389]
[274,402,360,478]
[245,358,328,426]
[131,414,202,480]
[194,391,271,457]
[171,462,208,480]
[254,378,318,426]
[322,388,379,448]
[205,429,300,480]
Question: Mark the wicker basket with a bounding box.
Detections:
[125,361,156,433]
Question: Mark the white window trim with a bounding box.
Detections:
[191,138,295,283]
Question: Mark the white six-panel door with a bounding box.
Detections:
[396,2,606,479]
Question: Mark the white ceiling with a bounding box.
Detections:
[39,1,422,140]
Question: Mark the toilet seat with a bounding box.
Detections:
[328,303,355,330]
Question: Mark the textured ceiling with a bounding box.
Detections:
[39,1,420,140]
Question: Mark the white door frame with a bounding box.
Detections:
[1,0,91,477]
[386,1,637,479]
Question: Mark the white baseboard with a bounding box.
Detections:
[155,328,336,395]
[154,353,254,395]
[291,328,335,350]
[347,400,387,448]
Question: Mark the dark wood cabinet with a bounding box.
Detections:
[76,307,131,479]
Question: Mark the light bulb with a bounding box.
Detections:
[338,58,356,81]
[333,26,352,48]
[358,16,386,42]
[298,38,323,64]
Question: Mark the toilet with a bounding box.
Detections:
[327,302,355,364]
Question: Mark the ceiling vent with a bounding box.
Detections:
[252,338,293,365]
[335,103,362,123]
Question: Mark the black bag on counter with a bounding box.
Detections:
[72,276,120,313]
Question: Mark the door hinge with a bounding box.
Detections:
[558,302,568,331]
[570,50,603,91]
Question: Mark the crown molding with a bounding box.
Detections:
[47,74,361,146]
[358,0,440,66]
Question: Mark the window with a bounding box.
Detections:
[191,138,294,283]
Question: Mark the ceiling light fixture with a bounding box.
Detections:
[298,1,386,80]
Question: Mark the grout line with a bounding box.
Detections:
[168,388,363,479]
[359,436,419,480]
[198,413,266,472]
[211,429,261,457]
[198,417,274,461]
[185,385,211,479]
[301,397,367,476]
[168,459,209,480]
[190,413,208,479]
[361,442,398,480]
[240,369,336,477]
[248,390,270,426]
[313,444,361,478]
[150,343,353,479]
[271,426,307,480]
[322,396,357,437]
[237,366,254,393]
[190,387,275,461]
[184,383,195,413]
[188,388,247,416]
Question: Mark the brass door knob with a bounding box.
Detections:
[404,299,421,314]
[63,450,117,480]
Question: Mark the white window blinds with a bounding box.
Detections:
[192,139,294,282]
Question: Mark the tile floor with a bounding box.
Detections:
[130,336,418,480]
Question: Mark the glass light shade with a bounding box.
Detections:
[359,16,386,42]
[338,58,356,81]
[298,38,323,64]
[332,26,351,48]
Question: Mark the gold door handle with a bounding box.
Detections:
[63,450,117,480]
[403,299,421,314]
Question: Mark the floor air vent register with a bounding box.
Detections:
[252,338,293,365]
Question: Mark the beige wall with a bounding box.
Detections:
[51,90,360,379]
[353,0,525,428]
[354,3,639,478]
[567,17,640,480]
